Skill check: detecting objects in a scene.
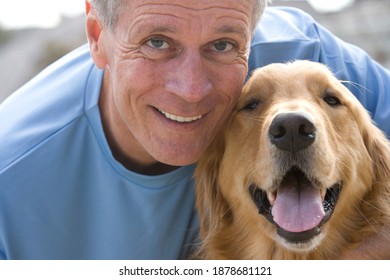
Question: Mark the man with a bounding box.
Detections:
[0,0,389,259]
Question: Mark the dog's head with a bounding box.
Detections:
[196,61,390,258]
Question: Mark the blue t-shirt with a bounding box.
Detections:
[0,46,199,259]
[1,7,390,259]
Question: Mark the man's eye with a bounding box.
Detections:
[212,41,235,52]
[146,38,170,49]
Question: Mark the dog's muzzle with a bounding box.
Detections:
[249,167,342,243]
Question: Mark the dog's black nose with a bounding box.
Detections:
[269,112,316,152]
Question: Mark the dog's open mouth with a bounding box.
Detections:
[250,167,342,243]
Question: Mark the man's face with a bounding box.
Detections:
[96,0,253,167]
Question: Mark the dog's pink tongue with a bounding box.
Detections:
[271,183,325,233]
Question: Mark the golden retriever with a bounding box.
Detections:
[194,60,390,259]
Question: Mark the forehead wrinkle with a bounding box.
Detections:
[215,24,249,42]
[136,2,250,14]
[133,2,251,25]
[132,15,181,33]
[124,2,252,43]
[125,12,184,41]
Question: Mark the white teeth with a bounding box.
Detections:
[321,189,327,201]
[267,191,276,206]
[158,109,203,123]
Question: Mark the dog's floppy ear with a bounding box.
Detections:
[194,129,232,241]
[351,99,390,184]
[364,124,390,184]
[349,97,390,241]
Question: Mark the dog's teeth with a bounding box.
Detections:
[267,191,276,206]
[321,189,327,201]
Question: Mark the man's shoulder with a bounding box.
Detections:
[254,6,318,45]
[249,6,321,71]
[0,44,103,171]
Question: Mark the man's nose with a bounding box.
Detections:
[164,50,213,103]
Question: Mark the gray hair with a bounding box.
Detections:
[88,0,270,32]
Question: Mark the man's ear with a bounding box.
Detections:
[85,2,107,69]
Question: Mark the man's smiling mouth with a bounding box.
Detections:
[158,109,203,123]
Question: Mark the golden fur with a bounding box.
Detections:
[194,61,390,259]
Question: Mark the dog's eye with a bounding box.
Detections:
[243,100,260,111]
[323,96,341,106]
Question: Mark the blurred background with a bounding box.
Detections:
[0,0,389,103]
